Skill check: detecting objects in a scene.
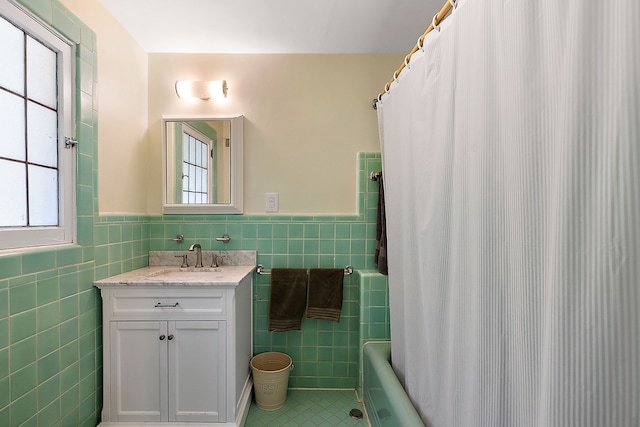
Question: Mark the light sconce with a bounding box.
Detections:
[175,80,228,100]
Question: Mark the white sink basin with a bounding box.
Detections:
[144,266,237,283]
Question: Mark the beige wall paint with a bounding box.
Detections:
[60,2,402,214]
[148,53,401,214]
[60,0,149,214]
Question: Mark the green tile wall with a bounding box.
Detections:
[93,216,150,281]
[356,271,390,398]
[0,141,102,415]
[1,1,102,426]
[358,273,391,344]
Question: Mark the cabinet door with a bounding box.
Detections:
[169,320,227,422]
[110,321,168,421]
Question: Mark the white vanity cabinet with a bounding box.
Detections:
[109,319,226,422]
[95,262,254,427]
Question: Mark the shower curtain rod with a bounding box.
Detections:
[377,0,455,101]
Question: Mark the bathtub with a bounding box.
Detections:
[362,341,425,427]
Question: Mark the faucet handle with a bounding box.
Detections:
[169,234,184,244]
[211,254,226,268]
[215,233,231,243]
[175,254,189,268]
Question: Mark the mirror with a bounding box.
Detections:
[162,115,243,214]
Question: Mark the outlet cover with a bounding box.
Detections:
[266,193,279,212]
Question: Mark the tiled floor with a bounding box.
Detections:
[245,389,367,426]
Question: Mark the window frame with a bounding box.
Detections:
[0,0,76,251]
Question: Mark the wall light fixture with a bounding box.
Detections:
[175,80,228,100]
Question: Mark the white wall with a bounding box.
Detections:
[60,0,149,215]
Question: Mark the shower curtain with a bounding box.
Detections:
[377,1,639,426]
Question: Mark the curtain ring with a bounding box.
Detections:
[404,54,411,69]
[393,70,400,83]
[417,35,425,51]
[432,13,441,32]
[449,0,457,9]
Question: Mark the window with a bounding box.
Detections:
[0,0,75,250]
[181,124,213,204]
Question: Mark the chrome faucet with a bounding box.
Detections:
[188,243,203,268]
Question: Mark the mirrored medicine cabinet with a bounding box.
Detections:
[162,115,243,214]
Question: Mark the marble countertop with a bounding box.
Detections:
[94,265,255,289]
[94,250,256,289]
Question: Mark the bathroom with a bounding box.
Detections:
[1,0,402,424]
[2,0,638,426]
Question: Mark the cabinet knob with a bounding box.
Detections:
[168,334,174,340]
[159,335,166,340]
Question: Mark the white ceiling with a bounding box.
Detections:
[99,0,443,54]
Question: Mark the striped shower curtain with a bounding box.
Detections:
[376,0,639,426]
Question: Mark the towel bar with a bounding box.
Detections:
[256,264,353,276]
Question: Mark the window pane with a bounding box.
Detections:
[201,169,208,193]
[0,16,25,95]
[194,166,203,192]
[200,143,208,168]
[0,90,26,160]
[195,140,202,167]
[183,171,189,194]
[188,137,196,164]
[27,101,57,167]
[28,165,58,226]
[0,159,27,226]
[182,163,189,190]
[188,164,196,192]
[183,133,188,159]
[27,35,57,109]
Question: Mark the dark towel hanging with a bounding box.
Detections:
[268,268,308,331]
[306,268,344,322]
[375,173,388,275]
